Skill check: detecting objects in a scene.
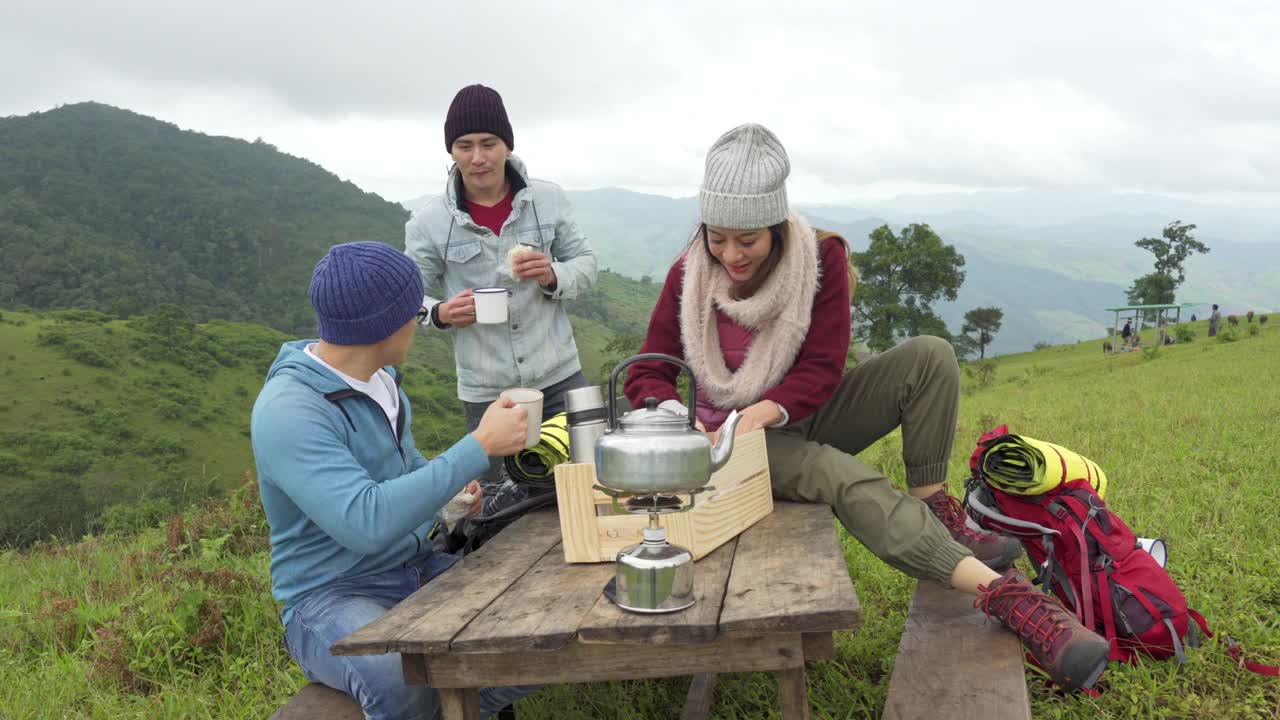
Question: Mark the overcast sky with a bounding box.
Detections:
[4,0,1279,207]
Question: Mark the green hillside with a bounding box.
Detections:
[0,104,660,349]
[0,308,470,547]
[2,321,1276,718]
[0,102,407,334]
[0,276,658,547]
[0,103,659,543]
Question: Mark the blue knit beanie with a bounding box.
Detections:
[309,241,424,346]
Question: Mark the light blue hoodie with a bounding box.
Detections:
[250,340,489,624]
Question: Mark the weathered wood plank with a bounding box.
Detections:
[801,632,835,661]
[331,510,562,656]
[777,667,811,720]
[439,687,480,720]
[268,683,363,720]
[719,502,862,636]
[450,539,615,652]
[401,653,427,685]
[554,430,773,563]
[881,580,1030,720]
[425,634,805,687]
[576,537,738,645]
[679,673,718,720]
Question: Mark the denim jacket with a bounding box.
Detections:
[405,156,597,402]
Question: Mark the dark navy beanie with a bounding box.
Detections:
[444,84,514,151]
[309,241,424,346]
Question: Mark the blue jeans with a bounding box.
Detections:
[284,552,535,720]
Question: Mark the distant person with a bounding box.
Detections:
[1209,304,1221,337]
[1121,320,1132,343]
[405,84,598,548]
[625,124,1109,692]
[251,242,537,719]
[1190,313,1197,323]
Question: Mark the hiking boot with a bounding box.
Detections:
[976,568,1111,692]
[922,489,1024,569]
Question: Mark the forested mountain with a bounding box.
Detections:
[0,102,407,333]
[0,103,663,546]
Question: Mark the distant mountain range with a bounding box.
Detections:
[407,185,1277,355]
[1,102,1272,358]
[0,102,660,388]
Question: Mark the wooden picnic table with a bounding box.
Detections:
[332,501,861,719]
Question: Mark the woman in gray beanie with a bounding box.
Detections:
[623,124,1110,692]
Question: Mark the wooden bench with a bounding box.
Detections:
[269,682,362,720]
[881,579,1030,720]
[330,502,861,719]
[270,682,518,719]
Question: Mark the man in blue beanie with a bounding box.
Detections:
[406,84,598,547]
[251,241,537,719]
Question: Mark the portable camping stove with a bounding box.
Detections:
[594,485,712,613]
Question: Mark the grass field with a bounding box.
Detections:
[1,319,1277,718]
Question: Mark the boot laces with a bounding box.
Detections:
[927,492,987,543]
[976,580,1068,654]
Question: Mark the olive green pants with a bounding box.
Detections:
[766,336,972,585]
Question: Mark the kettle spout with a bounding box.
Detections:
[709,410,741,473]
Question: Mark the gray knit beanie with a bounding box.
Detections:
[699,123,791,229]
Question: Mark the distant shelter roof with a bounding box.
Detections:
[1103,303,1203,312]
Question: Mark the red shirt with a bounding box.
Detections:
[624,236,851,426]
[466,189,514,235]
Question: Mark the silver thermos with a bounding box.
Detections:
[564,386,609,464]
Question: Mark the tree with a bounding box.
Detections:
[1125,272,1176,307]
[1127,221,1209,308]
[961,307,1004,360]
[851,223,966,352]
[950,333,980,362]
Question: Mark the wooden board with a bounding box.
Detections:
[718,502,862,636]
[331,511,561,656]
[777,667,811,720]
[423,633,806,687]
[450,540,615,653]
[554,429,773,563]
[268,683,363,720]
[439,687,480,720]
[680,673,718,720]
[576,537,738,645]
[881,580,1030,720]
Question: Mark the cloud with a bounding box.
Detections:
[3,0,1278,204]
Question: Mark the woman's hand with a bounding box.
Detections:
[696,419,722,447]
[733,401,784,436]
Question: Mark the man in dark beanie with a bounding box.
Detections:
[406,84,598,547]
[251,241,539,718]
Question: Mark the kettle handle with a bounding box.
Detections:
[607,353,697,430]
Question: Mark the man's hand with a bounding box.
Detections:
[462,480,484,518]
[438,289,477,328]
[471,397,529,457]
[512,250,557,289]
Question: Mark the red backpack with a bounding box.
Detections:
[964,425,1277,675]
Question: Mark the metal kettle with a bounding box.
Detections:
[595,353,741,495]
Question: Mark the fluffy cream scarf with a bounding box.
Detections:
[679,213,820,409]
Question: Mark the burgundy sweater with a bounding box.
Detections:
[624,236,851,426]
